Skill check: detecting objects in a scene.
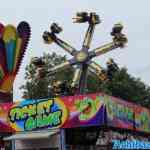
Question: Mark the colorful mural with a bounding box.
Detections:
[104,94,135,130]
[102,93,150,133]
[0,93,150,133]
[0,22,30,93]
[9,98,68,131]
[61,94,104,128]
[134,105,150,133]
[8,94,104,131]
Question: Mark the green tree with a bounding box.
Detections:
[20,52,74,99]
[100,67,150,107]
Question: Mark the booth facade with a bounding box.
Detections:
[1,93,150,150]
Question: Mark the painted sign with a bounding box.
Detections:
[61,94,105,128]
[8,98,68,131]
[103,94,135,130]
[101,93,150,133]
[134,105,150,133]
[0,93,150,133]
[7,94,104,131]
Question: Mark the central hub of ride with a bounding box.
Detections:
[75,51,88,63]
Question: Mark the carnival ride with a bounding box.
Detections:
[0,22,31,98]
[37,12,128,147]
[38,12,128,94]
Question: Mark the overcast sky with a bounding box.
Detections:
[0,0,150,101]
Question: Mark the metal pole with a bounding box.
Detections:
[78,64,88,94]
[60,129,66,150]
[12,140,15,150]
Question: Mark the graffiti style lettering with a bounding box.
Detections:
[9,100,53,122]
[139,112,149,125]
[9,104,36,122]
[9,99,64,131]
[25,117,36,131]
[25,111,62,130]
[135,111,150,132]
[9,107,24,122]
[75,97,101,121]
[105,96,134,123]
[37,100,53,115]
[36,111,61,128]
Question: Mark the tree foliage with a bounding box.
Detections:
[20,52,150,108]
[20,52,73,99]
[100,67,150,107]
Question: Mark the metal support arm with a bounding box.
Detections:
[71,67,82,88]
[47,61,71,75]
[54,37,77,55]
[83,24,95,50]
[88,61,107,81]
[43,31,77,56]
[91,42,118,57]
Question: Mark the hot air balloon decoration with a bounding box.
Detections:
[0,21,31,94]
